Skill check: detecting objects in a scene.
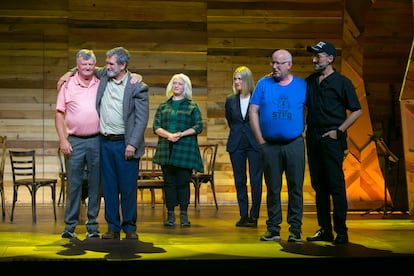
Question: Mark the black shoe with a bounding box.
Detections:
[248,217,258,227]
[333,234,349,245]
[306,229,334,242]
[125,231,139,240]
[236,217,253,227]
[102,231,120,240]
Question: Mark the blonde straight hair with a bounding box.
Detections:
[232,66,255,95]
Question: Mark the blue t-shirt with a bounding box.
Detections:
[250,75,306,141]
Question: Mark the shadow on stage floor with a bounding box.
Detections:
[0,203,413,271]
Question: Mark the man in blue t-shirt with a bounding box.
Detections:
[250,49,306,243]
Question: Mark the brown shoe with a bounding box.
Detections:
[125,231,138,240]
[102,231,120,240]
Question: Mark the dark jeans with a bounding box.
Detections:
[100,137,138,233]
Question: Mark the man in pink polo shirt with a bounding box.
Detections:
[55,49,101,239]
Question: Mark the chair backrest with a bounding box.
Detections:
[197,143,218,176]
[57,148,66,175]
[139,142,162,179]
[0,136,7,183]
[9,150,36,183]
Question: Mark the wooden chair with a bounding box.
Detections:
[137,142,164,208]
[0,136,7,220]
[191,143,219,211]
[57,148,67,207]
[9,150,57,224]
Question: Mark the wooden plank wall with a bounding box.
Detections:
[206,0,344,205]
[400,39,414,215]
[0,0,412,209]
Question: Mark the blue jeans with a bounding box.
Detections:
[100,137,138,233]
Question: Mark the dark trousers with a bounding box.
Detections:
[260,136,305,235]
[229,135,263,219]
[162,165,192,212]
[100,137,138,233]
[306,131,348,235]
[64,135,100,233]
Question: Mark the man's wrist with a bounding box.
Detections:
[336,128,344,139]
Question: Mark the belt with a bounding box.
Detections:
[265,136,301,145]
[69,133,99,139]
[101,134,125,141]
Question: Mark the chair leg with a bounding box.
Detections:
[150,188,155,208]
[194,181,201,211]
[10,187,17,222]
[0,189,5,220]
[52,185,57,221]
[32,187,36,224]
[58,178,65,207]
[210,180,218,210]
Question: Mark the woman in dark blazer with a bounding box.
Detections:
[225,66,263,227]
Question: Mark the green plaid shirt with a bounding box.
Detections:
[153,97,204,172]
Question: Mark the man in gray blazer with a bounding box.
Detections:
[95,47,149,240]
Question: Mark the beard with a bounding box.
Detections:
[107,68,120,78]
[314,62,329,73]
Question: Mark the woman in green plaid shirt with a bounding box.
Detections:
[153,73,203,227]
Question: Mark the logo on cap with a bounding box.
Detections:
[307,41,337,59]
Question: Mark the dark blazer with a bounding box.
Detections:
[95,69,149,159]
[225,93,259,153]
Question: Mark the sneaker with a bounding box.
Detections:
[288,232,302,242]
[260,231,280,241]
[61,230,76,239]
[86,231,100,238]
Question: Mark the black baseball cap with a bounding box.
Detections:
[307,41,337,59]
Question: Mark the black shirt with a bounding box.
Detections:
[305,71,361,130]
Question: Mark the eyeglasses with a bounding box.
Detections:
[270,61,289,66]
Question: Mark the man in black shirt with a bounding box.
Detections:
[305,41,362,245]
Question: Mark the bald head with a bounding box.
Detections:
[270,49,293,83]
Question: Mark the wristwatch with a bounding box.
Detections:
[336,128,344,139]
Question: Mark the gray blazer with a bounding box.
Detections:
[95,69,149,159]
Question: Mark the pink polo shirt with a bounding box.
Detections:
[56,72,100,136]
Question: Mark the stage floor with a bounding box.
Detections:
[0,203,413,271]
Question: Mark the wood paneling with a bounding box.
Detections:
[0,0,412,211]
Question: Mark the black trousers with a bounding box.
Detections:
[306,131,348,235]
